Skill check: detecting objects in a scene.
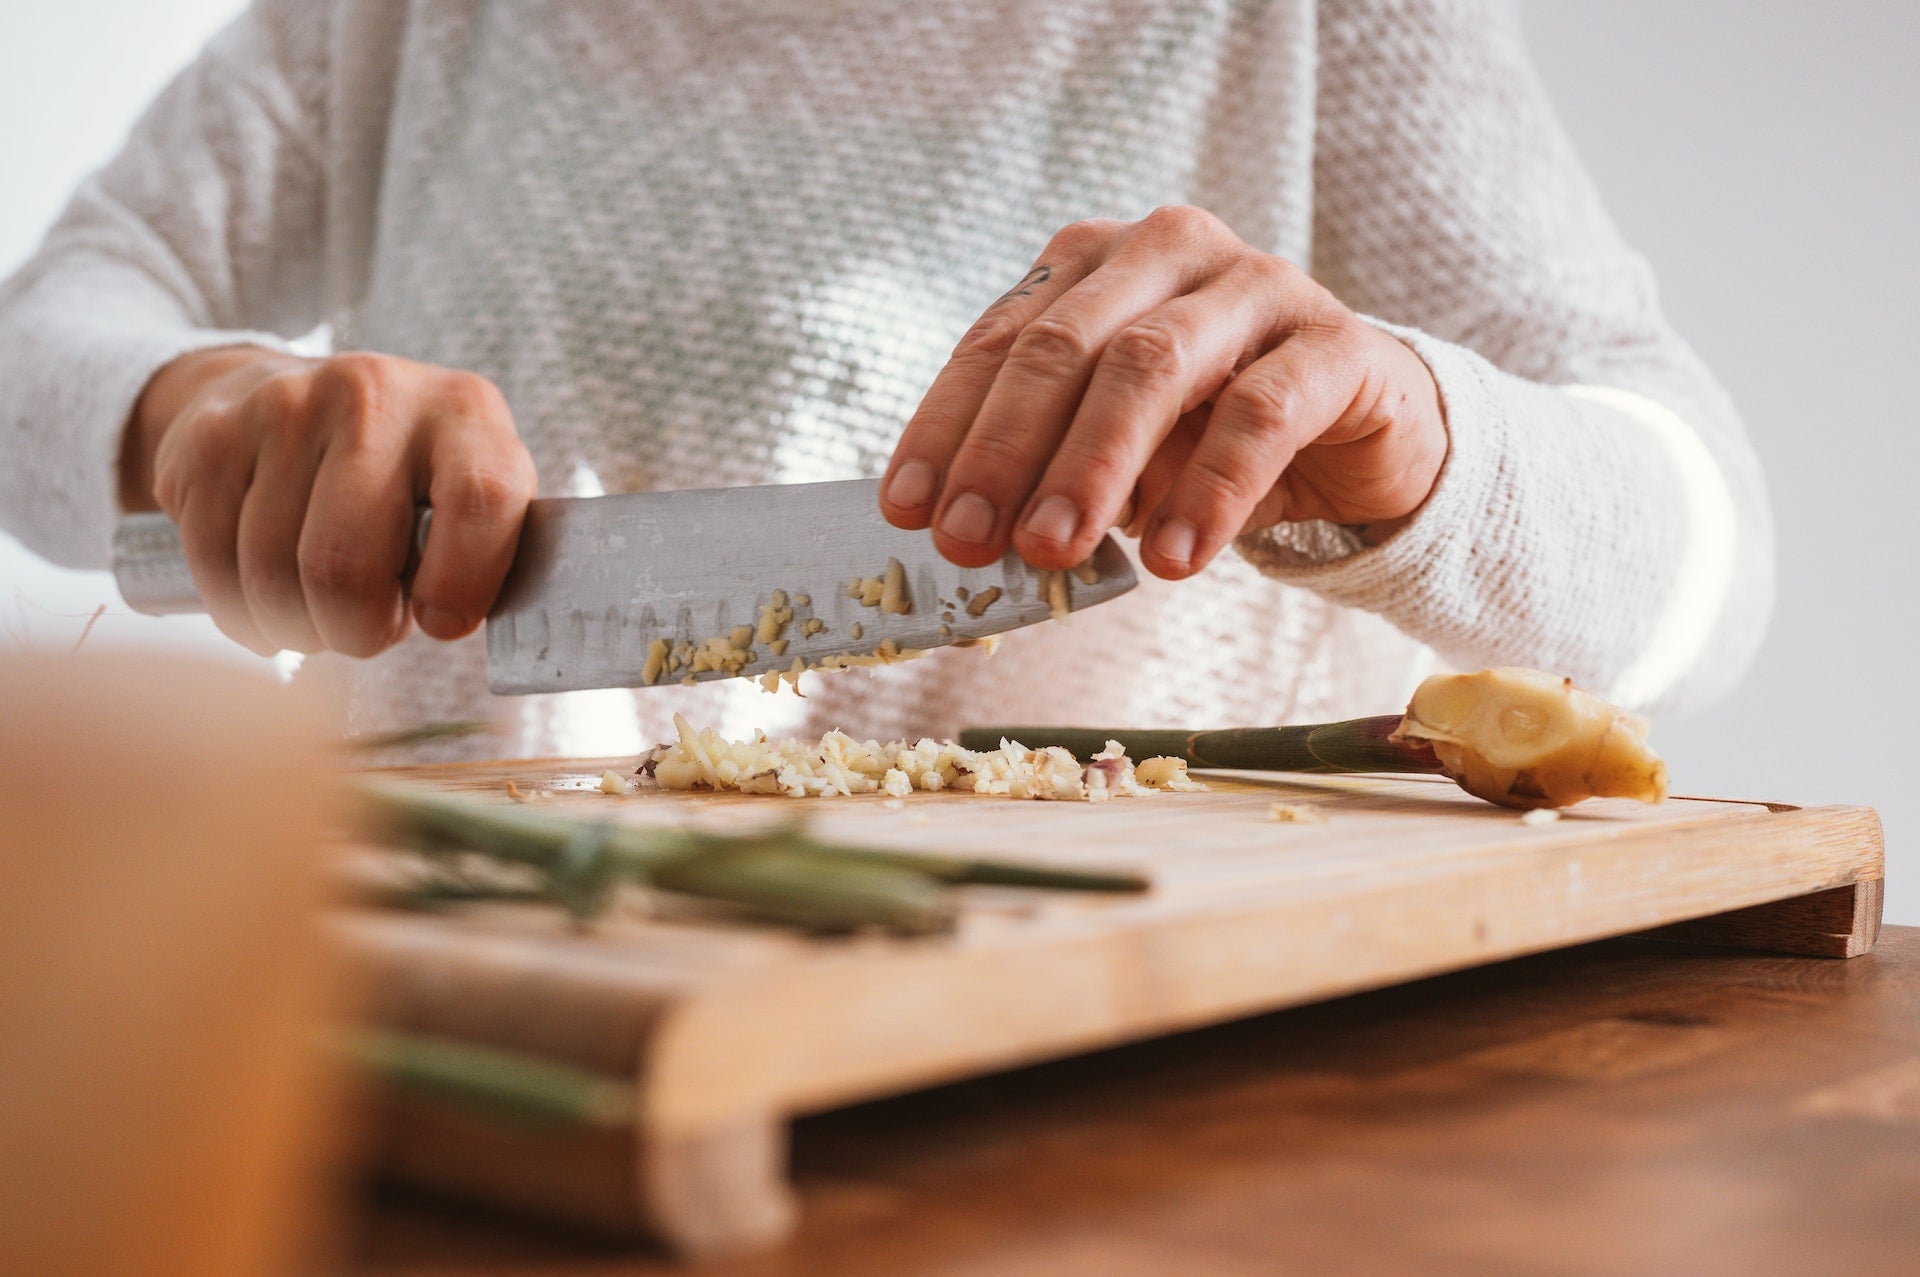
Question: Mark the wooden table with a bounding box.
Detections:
[351,925,1920,1275]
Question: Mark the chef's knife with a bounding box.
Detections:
[112,478,1138,694]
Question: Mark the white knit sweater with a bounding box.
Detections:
[0,0,1772,761]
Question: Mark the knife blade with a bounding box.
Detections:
[111,479,1139,694]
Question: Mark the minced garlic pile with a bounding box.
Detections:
[636,714,1206,802]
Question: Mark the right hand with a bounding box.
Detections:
[119,346,537,658]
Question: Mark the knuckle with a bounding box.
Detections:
[1046,218,1114,258]
[954,428,1034,482]
[1184,452,1261,511]
[247,369,311,423]
[1051,442,1139,501]
[1009,314,1094,373]
[318,351,392,391]
[951,315,1023,363]
[1104,321,1188,385]
[438,369,511,422]
[1217,373,1302,430]
[435,460,529,522]
[157,427,249,512]
[1240,252,1303,292]
[1143,204,1223,244]
[298,537,382,601]
[311,352,393,422]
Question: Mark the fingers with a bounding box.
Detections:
[880,225,1116,532]
[174,484,275,657]
[917,211,1244,567]
[406,379,537,641]
[298,443,415,658]
[244,354,411,658]
[1126,406,1209,538]
[1009,260,1299,569]
[1140,320,1364,579]
[152,400,274,656]
[930,262,1200,566]
[236,374,327,653]
[145,350,533,659]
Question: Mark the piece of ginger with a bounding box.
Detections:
[1392,667,1667,809]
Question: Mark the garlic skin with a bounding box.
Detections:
[1392,667,1667,809]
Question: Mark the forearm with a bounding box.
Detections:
[0,0,331,567]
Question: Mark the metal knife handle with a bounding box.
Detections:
[112,506,435,617]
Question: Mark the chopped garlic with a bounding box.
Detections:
[1134,756,1207,792]
[1267,801,1324,823]
[1521,807,1562,826]
[965,586,1002,618]
[880,557,911,614]
[1070,559,1101,585]
[599,769,630,795]
[641,638,670,686]
[755,590,793,644]
[1041,570,1071,623]
[636,716,1194,803]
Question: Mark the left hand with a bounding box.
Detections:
[880,205,1448,579]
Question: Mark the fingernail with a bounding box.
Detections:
[1149,517,1197,568]
[1021,495,1080,546]
[938,491,997,545]
[885,460,936,508]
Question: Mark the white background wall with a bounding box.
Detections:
[2,2,1912,921]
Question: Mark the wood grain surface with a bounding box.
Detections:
[339,757,1885,1256]
[350,926,1920,1276]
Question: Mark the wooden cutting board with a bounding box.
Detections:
[340,758,1884,1260]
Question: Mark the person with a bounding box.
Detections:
[0,0,1771,759]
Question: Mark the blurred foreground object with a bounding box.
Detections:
[0,654,342,1277]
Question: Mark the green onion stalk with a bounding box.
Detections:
[352,781,1147,936]
[958,714,1437,776]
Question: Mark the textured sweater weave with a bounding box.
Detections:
[0,0,1772,760]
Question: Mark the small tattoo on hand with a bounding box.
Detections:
[988,265,1052,310]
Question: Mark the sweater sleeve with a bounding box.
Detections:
[0,0,330,570]
[1235,0,1773,714]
